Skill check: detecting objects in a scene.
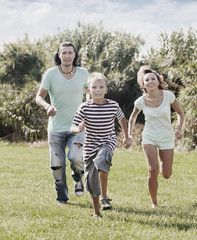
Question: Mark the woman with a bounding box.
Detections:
[128,66,184,208]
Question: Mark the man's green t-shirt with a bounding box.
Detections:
[41,66,88,132]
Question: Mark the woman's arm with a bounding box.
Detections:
[171,99,184,139]
[128,107,141,138]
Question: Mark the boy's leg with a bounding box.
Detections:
[99,170,112,210]
[99,170,108,198]
[93,146,113,210]
[92,196,101,215]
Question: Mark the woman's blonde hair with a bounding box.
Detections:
[88,72,108,86]
[137,66,168,93]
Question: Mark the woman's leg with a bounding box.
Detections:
[143,144,159,206]
[159,149,174,179]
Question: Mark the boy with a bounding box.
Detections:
[70,72,131,217]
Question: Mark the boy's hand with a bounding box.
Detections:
[175,129,182,139]
[78,120,85,132]
[123,137,132,149]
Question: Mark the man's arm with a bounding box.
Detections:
[36,87,57,117]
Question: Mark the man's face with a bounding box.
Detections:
[58,46,76,66]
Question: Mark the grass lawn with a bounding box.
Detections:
[0,142,196,240]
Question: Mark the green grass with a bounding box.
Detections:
[0,142,196,240]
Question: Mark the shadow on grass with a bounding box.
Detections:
[64,199,197,231]
[108,204,197,231]
[67,201,93,209]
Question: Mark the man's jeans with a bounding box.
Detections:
[48,131,84,202]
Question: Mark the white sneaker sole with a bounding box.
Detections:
[75,191,83,197]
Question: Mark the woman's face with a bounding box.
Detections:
[143,72,159,91]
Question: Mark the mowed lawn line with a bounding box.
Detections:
[0,144,196,240]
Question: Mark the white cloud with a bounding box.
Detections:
[0,0,196,54]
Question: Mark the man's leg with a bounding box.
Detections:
[67,131,84,196]
[49,132,69,203]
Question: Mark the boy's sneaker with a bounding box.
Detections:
[100,198,112,210]
[91,213,103,218]
[74,180,84,197]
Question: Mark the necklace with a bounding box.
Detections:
[59,65,74,75]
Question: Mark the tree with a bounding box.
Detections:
[0,35,46,87]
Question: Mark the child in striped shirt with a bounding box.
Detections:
[70,72,131,217]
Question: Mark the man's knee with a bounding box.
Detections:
[51,166,63,180]
[69,143,83,162]
[51,166,61,170]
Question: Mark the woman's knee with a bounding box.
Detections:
[149,167,159,179]
[162,169,172,179]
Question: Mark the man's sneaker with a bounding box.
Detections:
[57,200,67,205]
[100,198,112,210]
[74,180,84,197]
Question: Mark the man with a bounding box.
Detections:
[36,42,89,204]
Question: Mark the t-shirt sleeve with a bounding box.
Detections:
[167,91,176,104]
[41,70,51,91]
[72,105,85,126]
[134,97,143,111]
[116,104,125,122]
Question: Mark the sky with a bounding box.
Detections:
[1,0,197,54]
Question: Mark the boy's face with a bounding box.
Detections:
[88,78,108,103]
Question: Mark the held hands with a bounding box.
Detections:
[122,136,132,149]
[175,129,183,139]
[47,105,57,117]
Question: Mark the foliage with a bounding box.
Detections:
[0,82,48,141]
[0,34,46,87]
[0,146,196,239]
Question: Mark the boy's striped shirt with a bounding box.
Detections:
[72,99,124,161]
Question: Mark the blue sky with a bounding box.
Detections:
[1,0,197,53]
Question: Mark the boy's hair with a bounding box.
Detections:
[88,72,108,86]
[137,66,168,93]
